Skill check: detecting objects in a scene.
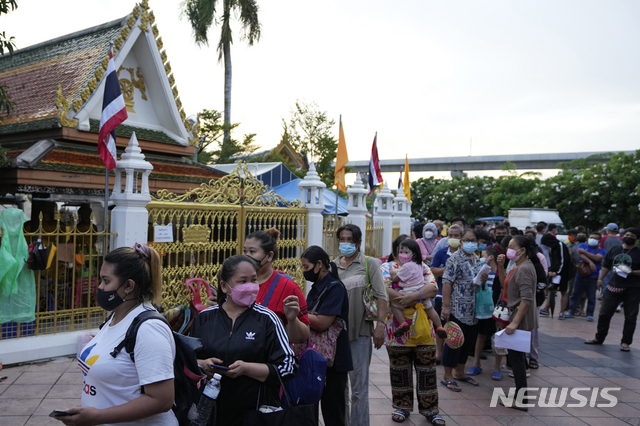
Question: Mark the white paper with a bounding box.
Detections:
[551,275,561,285]
[473,264,492,285]
[154,225,174,243]
[494,329,531,353]
[613,267,628,278]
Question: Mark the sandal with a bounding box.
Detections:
[585,338,603,345]
[440,380,461,392]
[394,322,411,337]
[392,409,410,423]
[492,371,502,381]
[425,413,446,425]
[467,366,482,376]
[456,376,479,386]
[621,343,631,352]
[528,359,539,369]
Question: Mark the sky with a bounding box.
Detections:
[4,0,640,186]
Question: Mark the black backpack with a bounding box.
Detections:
[105,310,206,425]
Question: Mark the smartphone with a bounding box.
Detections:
[49,410,72,418]
[210,364,229,370]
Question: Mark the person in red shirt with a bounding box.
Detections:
[243,228,310,344]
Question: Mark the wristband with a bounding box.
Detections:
[436,326,446,332]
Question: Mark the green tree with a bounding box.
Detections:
[182,0,260,146]
[286,100,338,188]
[484,163,541,216]
[195,108,258,164]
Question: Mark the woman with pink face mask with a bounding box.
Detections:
[192,255,296,426]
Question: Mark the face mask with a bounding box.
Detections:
[624,237,637,246]
[577,236,587,243]
[248,253,269,268]
[398,253,413,264]
[568,236,575,243]
[424,231,434,239]
[506,248,520,261]
[588,238,599,247]
[229,282,260,307]
[478,243,487,251]
[478,258,487,265]
[339,242,357,257]
[462,242,478,254]
[96,286,126,311]
[303,264,321,282]
[448,238,460,248]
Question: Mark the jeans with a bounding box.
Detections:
[345,336,372,426]
[595,286,640,345]
[570,276,597,315]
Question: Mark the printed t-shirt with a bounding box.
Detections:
[306,272,353,373]
[442,249,481,326]
[431,247,453,295]
[256,270,309,326]
[602,246,640,288]
[576,243,606,278]
[78,304,177,426]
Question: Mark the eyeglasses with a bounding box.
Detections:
[461,239,477,243]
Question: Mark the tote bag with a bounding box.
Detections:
[475,283,494,320]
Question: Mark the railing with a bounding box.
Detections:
[1,211,116,339]
[322,215,350,261]
[365,216,384,259]
[392,220,401,242]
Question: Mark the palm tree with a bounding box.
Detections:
[182,0,261,146]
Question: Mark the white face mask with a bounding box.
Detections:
[424,231,434,239]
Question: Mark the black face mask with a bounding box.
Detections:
[303,264,321,282]
[577,236,587,243]
[248,253,269,268]
[96,285,126,311]
[624,237,637,247]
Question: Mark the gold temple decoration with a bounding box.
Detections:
[55,84,79,128]
[164,61,171,75]
[102,57,109,70]
[117,66,147,113]
[114,35,124,50]
[183,225,211,245]
[152,24,159,38]
[179,109,186,121]
[127,15,136,29]
[157,37,163,50]
[172,86,179,99]
[141,0,150,10]
[95,66,104,81]
[149,10,155,24]
[81,87,91,102]
[139,9,149,32]
[168,73,175,87]
[176,98,183,111]
[160,50,167,63]
[88,77,97,92]
[184,119,192,132]
[132,4,140,19]
[72,99,82,112]
[120,25,130,40]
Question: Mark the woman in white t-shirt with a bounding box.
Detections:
[55,243,177,426]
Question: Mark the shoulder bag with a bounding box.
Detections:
[362,256,379,321]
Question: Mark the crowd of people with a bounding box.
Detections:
[57,217,640,426]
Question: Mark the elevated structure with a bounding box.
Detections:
[346,151,635,176]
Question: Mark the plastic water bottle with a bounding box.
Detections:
[190,373,222,426]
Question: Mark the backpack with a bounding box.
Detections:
[105,310,207,426]
[282,343,327,407]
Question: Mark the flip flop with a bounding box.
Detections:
[621,343,631,352]
[425,413,446,425]
[440,380,461,392]
[492,371,502,381]
[392,409,410,423]
[467,366,482,376]
[585,338,603,345]
[456,376,479,386]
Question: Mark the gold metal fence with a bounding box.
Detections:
[392,220,401,242]
[365,216,384,259]
[1,211,116,339]
[148,162,308,310]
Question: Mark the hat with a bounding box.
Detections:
[607,223,618,231]
[444,322,465,349]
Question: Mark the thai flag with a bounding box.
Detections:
[98,46,128,171]
[367,133,383,195]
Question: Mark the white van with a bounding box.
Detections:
[508,208,567,238]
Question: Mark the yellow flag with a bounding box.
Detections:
[403,155,411,202]
[334,121,349,192]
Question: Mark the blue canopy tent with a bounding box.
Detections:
[476,216,506,221]
[271,179,349,215]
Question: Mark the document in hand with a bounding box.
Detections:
[473,264,492,285]
[494,329,531,353]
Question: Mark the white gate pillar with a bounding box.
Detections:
[394,191,412,237]
[377,182,395,256]
[298,163,326,295]
[110,132,153,249]
[346,173,368,252]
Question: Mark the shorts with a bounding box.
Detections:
[554,280,568,293]
[433,296,442,317]
[477,317,496,336]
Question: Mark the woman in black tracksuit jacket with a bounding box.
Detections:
[192,255,296,426]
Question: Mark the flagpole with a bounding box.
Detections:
[102,40,114,255]
[335,114,341,226]
[371,131,377,229]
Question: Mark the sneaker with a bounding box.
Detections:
[559,313,566,320]
[540,309,550,316]
[509,371,531,378]
[587,316,595,322]
[616,303,622,312]
[564,313,575,319]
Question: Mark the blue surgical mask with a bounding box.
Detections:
[478,258,487,265]
[588,238,599,247]
[478,243,487,251]
[339,242,357,257]
[462,242,478,254]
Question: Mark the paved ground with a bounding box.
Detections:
[1,300,640,426]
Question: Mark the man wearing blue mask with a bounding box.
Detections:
[334,224,388,426]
